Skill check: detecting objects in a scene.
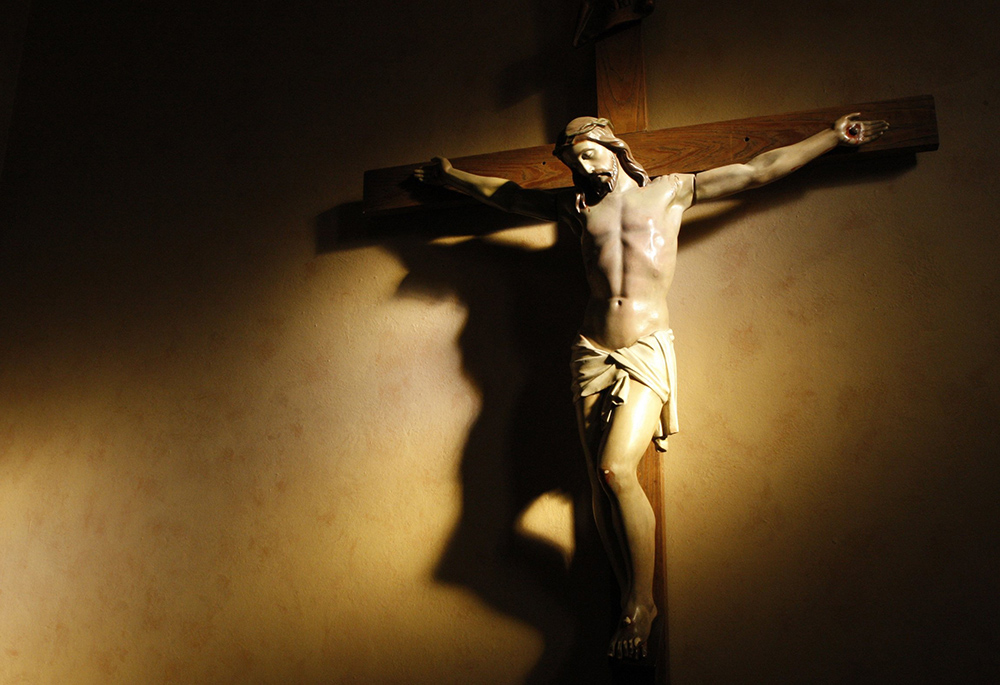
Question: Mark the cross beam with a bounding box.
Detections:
[363,94,937,217]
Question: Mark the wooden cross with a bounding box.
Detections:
[362,7,937,684]
[364,85,937,216]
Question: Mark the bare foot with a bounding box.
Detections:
[608,603,658,660]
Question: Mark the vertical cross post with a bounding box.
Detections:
[594,22,667,685]
[596,24,649,134]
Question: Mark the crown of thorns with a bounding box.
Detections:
[566,117,613,138]
[553,117,616,156]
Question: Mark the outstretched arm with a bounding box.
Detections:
[693,114,889,203]
[414,157,560,222]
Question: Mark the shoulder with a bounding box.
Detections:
[649,173,696,208]
[555,189,585,233]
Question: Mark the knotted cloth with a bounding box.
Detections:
[571,329,679,451]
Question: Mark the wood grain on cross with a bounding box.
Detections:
[364,88,937,216]
[362,14,937,685]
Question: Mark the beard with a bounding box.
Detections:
[581,156,619,201]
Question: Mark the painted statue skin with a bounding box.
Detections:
[416,113,887,660]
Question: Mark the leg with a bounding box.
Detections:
[581,383,663,659]
[576,395,629,605]
[600,382,661,659]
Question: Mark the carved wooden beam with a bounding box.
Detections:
[363,95,937,217]
[596,23,648,134]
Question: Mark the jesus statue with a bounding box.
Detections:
[416,112,887,660]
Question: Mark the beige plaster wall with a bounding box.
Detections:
[1,0,997,683]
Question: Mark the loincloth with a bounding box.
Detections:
[571,329,679,451]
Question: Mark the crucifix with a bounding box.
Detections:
[363,1,937,679]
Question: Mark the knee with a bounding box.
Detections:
[600,461,638,492]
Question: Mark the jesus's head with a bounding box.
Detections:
[554,117,650,208]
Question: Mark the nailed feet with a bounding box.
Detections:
[609,603,658,660]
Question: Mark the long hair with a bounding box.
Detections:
[553,117,651,211]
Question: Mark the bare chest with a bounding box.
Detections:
[581,182,682,257]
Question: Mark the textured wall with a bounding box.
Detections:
[1,0,997,683]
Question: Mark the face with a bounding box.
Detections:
[565,140,616,176]
[563,140,619,196]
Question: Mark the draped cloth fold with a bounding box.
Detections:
[571,329,679,451]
